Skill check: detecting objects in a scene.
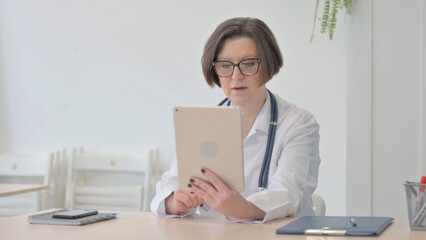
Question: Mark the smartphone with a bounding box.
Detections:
[52,210,98,219]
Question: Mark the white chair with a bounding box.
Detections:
[0,154,53,217]
[45,149,69,209]
[65,147,159,212]
[312,193,326,216]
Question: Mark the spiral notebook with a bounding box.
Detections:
[28,209,118,226]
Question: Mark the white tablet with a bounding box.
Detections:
[173,106,245,193]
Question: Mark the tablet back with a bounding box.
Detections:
[173,106,244,193]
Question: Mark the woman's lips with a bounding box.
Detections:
[232,86,247,91]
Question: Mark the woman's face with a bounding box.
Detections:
[216,37,266,107]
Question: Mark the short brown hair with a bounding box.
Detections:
[202,17,283,87]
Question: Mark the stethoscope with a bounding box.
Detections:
[218,89,278,191]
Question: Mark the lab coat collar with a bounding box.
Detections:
[249,91,272,135]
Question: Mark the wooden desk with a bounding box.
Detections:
[1,210,425,240]
[0,184,48,197]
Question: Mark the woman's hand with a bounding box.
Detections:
[189,168,266,220]
[165,189,204,215]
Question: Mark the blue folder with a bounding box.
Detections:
[276,216,394,236]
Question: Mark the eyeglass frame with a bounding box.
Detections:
[212,58,261,77]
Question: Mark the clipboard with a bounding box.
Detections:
[276,216,394,236]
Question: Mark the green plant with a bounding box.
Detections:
[310,0,353,42]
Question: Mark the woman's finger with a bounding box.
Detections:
[200,168,230,193]
[189,180,215,205]
[187,190,204,206]
[201,168,229,192]
[174,189,194,207]
[191,177,218,198]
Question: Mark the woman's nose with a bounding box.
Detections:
[231,65,244,80]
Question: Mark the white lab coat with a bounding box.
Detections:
[150,93,320,223]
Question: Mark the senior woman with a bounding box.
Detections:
[150,17,320,223]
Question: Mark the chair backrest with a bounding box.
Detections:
[65,147,159,212]
[0,154,52,217]
[0,154,51,180]
[312,193,326,216]
[45,149,69,209]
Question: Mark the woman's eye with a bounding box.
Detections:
[242,62,255,67]
[220,63,232,69]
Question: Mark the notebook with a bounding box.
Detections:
[28,209,118,226]
[276,216,394,236]
[173,106,244,192]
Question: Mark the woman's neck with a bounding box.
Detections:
[237,88,267,139]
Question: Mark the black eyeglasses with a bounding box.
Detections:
[212,58,261,77]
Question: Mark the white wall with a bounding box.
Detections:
[347,0,426,218]
[372,0,422,218]
[423,0,426,176]
[346,0,373,216]
[0,0,348,215]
